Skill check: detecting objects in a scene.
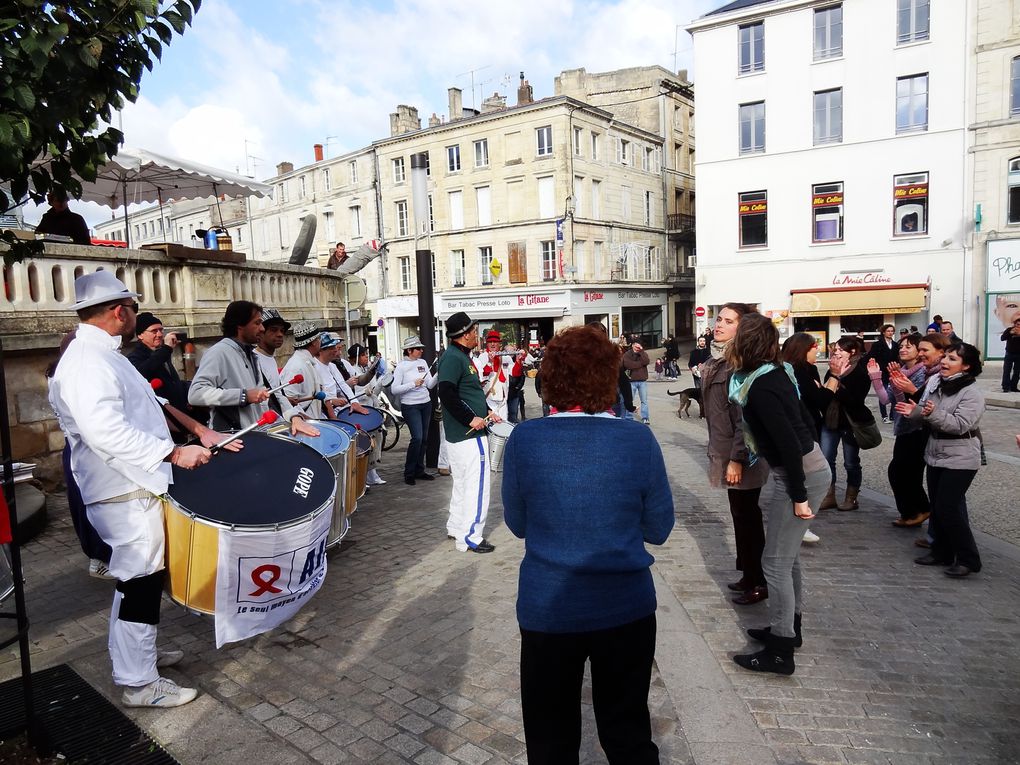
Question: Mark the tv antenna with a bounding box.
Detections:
[457,64,492,110]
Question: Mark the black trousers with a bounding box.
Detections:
[728,487,765,587]
[927,466,981,571]
[888,429,929,520]
[520,614,659,765]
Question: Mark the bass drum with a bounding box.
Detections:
[164,431,335,615]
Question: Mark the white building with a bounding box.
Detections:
[688,0,971,347]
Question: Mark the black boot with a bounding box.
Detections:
[733,634,797,676]
[747,613,802,648]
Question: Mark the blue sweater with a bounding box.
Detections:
[501,415,675,633]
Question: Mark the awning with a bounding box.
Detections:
[790,284,928,317]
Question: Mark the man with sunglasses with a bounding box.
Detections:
[49,272,211,709]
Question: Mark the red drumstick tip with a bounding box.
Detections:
[289,374,304,384]
[258,411,280,426]
[150,378,164,390]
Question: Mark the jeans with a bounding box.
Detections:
[520,614,659,765]
[819,426,862,488]
[1002,351,1020,392]
[888,429,929,520]
[927,466,981,571]
[630,381,649,421]
[762,464,831,638]
[729,488,765,588]
[400,401,432,479]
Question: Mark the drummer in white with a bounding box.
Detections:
[281,322,326,419]
[49,272,210,708]
[474,329,513,419]
[314,333,372,419]
[343,344,386,486]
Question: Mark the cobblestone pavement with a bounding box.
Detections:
[2,382,1018,765]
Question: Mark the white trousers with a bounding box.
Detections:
[486,397,508,419]
[438,422,450,469]
[88,496,164,687]
[445,436,490,551]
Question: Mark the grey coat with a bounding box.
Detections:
[908,377,985,470]
[701,356,769,489]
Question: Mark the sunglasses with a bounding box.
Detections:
[111,301,140,314]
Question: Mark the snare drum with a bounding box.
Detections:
[164,431,335,615]
[336,406,385,468]
[264,420,351,548]
[487,421,515,472]
[333,422,361,514]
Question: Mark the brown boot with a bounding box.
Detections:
[819,483,837,511]
[837,486,859,511]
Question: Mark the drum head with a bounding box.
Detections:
[169,431,335,525]
[336,406,385,432]
[266,420,350,457]
[330,421,357,439]
[489,421,515,438]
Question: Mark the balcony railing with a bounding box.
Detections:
[666,213,695,234]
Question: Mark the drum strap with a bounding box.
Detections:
[116,570,166,625]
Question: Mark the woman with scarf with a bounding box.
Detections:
[818,336,872,511]
[867,333,941,527]
[897,343,985,577]
[727,313,830,675]
[702,303,770,605]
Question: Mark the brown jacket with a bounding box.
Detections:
[701,356,769,489]
[622,349,650,382]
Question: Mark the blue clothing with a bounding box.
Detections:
[501,415,674,633]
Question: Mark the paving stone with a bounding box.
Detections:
[449,742,493,765]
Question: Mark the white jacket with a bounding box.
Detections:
[391,358,437,405]
[49,323,174,503]
[281,349,324,419]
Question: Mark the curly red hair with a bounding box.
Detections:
[540,325,620,413]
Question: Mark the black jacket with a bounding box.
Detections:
[822,360,873,430]
[127,343,190,412]
[1001,328,1020,355]
[866,338,898,382]
[791,363,826,439]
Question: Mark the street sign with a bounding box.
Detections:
[695,306,706,317]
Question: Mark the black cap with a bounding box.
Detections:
[445,311,477,339]
[135,312,162,336]
[261,307,291,332]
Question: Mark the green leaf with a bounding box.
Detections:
[144,35,162,60]
[163,10,186,34]
[0,116,13,146]
[154,20,173,44]
[78,45,99,69]
[12,83,35,110]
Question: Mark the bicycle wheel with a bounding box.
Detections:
[382,412,401,451]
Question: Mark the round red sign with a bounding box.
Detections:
[695,306,706,317]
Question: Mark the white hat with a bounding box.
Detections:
[72,271,140,310]
[402,335,425,350]
[292,321,319,348]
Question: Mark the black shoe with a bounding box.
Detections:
[748,613,802,648]
[944,564,973,578]
[415,472,435,481]
[447,535,456,540]
[403,477,415,485]
[727,579,751,592]
[914,554,949,566]
[732,585,768,606]
[467,540,495,554]
[733,635,796,676]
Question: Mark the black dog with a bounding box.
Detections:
[667,387,703,418]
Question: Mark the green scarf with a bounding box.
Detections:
[727,362,800,463]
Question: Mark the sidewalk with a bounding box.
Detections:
[2,385,1019,764]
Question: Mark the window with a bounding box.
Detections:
[617,139,630,165]
[594,241,603,277]
[399,256,411,290]
[812,182,844,242]
[642,147,652,171]
[574,241,585,279]
[1012,57,1020,118]
[447,145,461,172]
[479,246,493,285]
[392,157,405,183]
[896,74,928,133]
[349,161,358,184]
[350,205,361,237]
[431,256,437,289]
[536,126,553,156]
[591,179,602,218]
[621,186,632,221]
[538,176,555,218]
[591,132,599,160]
[897,0,929,44]
[645,191,653,226]
[427,194,435,232]
[476,186,491,226]
[738,21,764,74]
[278,182,288,203]
[814,5,842,59]
[323,168,331,191]
[738,190,768,248]
[814,89,842,144]
[299,176,307,197]
[450,250,466,287]
[573,127,583,156]
[474,139,488,168]
[449,190,464,230]
[324,210,336,243]
[892,172,928,236]
[573,176,584,217]
[424,151,431,177]
[1007,158,1020,225]
[541,240,557,281]
[395,200,409,237]
[739,102,766,154]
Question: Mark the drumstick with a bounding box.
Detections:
[331,391,370,415]
[267,374,304,395]
[291,391,327,404]
[465,414,494,437]
[210,411,278,454]
[150,378,164,391]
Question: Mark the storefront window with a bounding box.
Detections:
[892,172,928,236]
[812,182,844,242]
[622,307,663,349]
[738,190,768,248]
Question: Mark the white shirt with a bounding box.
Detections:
[473,350,512,402]
[391,357,437,405]
[48,323,174,504]
[281,349,324,419]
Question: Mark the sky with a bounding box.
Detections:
[27,0,720,226]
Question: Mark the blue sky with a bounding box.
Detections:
[30,0,719,225]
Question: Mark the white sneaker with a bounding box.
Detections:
[156,650,184,668]
[802,529,820,544]
[366,471,386,486]
[882,417,892,424]
[89,559,114,579]
[122,676,198,708]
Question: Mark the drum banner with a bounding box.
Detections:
[214,510,330,648]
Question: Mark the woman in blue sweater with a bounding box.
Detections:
[502,324,674,765]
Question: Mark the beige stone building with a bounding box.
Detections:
[972,0,1020,358]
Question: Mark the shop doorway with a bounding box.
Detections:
[623,307,663,349]
[793,316,829,357]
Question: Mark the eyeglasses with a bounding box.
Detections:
[111,301,139,314]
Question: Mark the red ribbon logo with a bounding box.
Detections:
[249,564,283,596]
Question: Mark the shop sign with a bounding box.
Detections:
[893,183,927,200]
[738,200,767,215]
[583,290,606,302]
[831,272,894,287]
[489,257,502,277]
[812,192,844,207]
[442,292,568,313]
[987,238,1020,292]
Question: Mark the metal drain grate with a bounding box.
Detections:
[0,664,180,764]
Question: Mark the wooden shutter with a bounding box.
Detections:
[508,242,527,284]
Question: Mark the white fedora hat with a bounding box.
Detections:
[72,271,140,310]
[402,335,425,350]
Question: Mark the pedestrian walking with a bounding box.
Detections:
[622,341,651,424]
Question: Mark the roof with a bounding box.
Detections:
[706,0,776,16]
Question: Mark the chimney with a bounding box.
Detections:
[276,161,294,176]
[481,91,507,113]
[678,68,689,84]
[429,112,442,127]
[516,71,533,106]
[389,105,422,136]
[448,87,463,121]
[313,143,324,162]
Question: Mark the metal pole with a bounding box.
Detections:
[344,278,351,346]
[415,248,436,365]
[122,178,130,248]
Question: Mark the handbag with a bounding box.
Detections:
[845,409,882,449]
